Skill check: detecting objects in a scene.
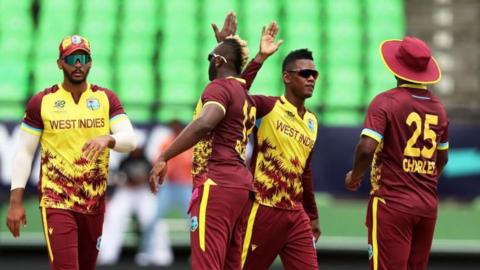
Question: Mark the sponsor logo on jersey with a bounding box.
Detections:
[251,244,257,251]
[54,100,65,109]
[86,98,100,110]
[190,216,199,232]
[48,227,54,235]
[285,110,295,118]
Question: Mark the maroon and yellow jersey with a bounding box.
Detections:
[250,95,318,212]
[21,83,127,214]
[192,77,256,190]
[362,84,449,218]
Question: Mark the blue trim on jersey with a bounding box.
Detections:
[21,122,43,134]
[110,113,128,122]
[361,128,383,142]
[437,142,449,150]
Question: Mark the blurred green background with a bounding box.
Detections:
[0,0,405,124]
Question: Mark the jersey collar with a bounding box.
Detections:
[280,95,308,119]
[399,83,428,90]
[58,82,92,104]
[226,76,246,84]
[280,95,297,112]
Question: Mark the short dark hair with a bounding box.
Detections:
[282,49,314,71]
[222,37,249,74]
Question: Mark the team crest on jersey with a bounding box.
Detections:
[86,98,100,110]
[54,100,65,109]
[368,244,373,260]
[308,118,315,132]
[190,216,199,232]
[96,236,102,250]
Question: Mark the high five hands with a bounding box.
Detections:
[212,11,283,61]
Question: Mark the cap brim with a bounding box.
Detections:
[61,46,91,58]
[380,40,441,84]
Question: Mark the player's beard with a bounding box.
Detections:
[64,68,89,84]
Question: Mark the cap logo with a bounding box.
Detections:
[71,35,82,44]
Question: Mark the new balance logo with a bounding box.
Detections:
[251,244,257,251]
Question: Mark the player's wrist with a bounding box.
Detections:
[351,171,364,182]
[254,52,268,63]
[9,189,24,206]
[158,153,168,163]
[107,135,116,149]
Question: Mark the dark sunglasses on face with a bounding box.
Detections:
[287,69,319,79]
[63,54,91,66]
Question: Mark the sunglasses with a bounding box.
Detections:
[63,54,91,66]
[287,69,319,79]
[207,52,227,63]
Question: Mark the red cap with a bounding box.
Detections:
[59,35,91,58]
[380,36,441,84]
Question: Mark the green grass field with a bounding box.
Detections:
[1,193,479,253]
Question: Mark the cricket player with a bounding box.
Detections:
[6,35,136,270]
[345,36,449,270]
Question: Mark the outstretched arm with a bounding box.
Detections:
[345,136,378,191]
[149,104,225,193]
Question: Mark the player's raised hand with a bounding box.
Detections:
[82,135,115,161]
[255,21,283,63]
[6,202,27,238]
[212,11,237,43]
[260,22,283,55]
[149,157,168,193]
[345,170,361,191]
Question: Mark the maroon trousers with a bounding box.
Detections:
[241,203,318,270]
[40,207,104,270]
[366,197,436,270]
[189,181,252,270]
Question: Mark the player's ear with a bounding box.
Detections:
[214,57,224,68]
[283,71,291,84]
[57,59,63,70]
